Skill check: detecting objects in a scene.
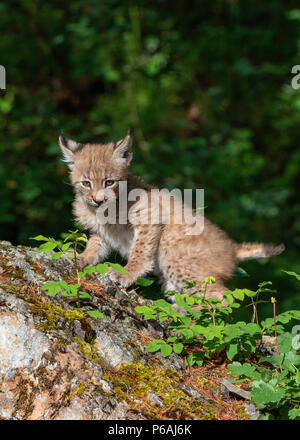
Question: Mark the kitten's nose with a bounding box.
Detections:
[94,197,106,206]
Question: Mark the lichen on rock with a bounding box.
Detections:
[0,240,249,420]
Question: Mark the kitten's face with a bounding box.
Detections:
[59,134,132,209]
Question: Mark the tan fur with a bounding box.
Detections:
[59,134,284,300]
[236,242,285,261]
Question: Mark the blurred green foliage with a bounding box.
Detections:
[0,0,299,312]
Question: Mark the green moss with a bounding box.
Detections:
[105,362,218,420]
[0,283,18,294]
[237,405,250,419]
[65,383,88,403]
[30,301,87,324]
[72,336,100,363]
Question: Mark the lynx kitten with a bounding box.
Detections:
[59,133,284,300]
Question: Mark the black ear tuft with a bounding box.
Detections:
[58,135,84,169]
[59,134,68,148]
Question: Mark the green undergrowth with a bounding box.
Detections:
[135,274,300,420]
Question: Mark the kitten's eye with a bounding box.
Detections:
[81,180,92,188]
[105,179,115,187]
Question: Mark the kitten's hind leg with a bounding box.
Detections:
[160,258,227,302]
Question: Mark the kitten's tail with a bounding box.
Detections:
[236,242,285,261]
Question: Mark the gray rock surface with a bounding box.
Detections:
[0,240,251,420]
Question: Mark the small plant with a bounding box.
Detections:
[228,328,300,419]
[135,277,278,364]
[31,230,126,318]
[135,274,300,419]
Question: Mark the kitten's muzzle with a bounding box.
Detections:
[93,197,107,207]
[86,198,103,208]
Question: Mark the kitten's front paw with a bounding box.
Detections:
[76,253,98,271]
[76,254,90,271]
[108,268,135,288]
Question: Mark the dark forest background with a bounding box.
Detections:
[0,0,299,313]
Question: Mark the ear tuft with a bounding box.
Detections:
[58,135,84,169]
[113,133,133,165]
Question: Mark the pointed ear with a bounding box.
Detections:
[113,133,133,166]
[58,135,83,169]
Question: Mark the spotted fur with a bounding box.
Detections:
[59,134,285,300]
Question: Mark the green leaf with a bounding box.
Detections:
[186,296,195,305]
[241,363,261,379]
[261,317,274,329]
[135,305,152,314]
[79,291,92,299]
[243,289,257,297]
[86,310,104,319]
[288,407,300,420]
[39,242,58,252]
[160,343,173,357]
[223,293,234,304]
[282,270,300,281]
[96,263,109,274]
[146,340,165,353]
[42,281,63,297]
[51,251,63,260]
[227,343,239,360]
[277,333,293,353]
[61,290,76,297]
[136,277,155,287]
[244,323,262,336]
[186,352,204,366]
[61,242,72,251]
[168,336,178,343]
[256,366,273,382]
[258,281,272,288]
[173,342,183,354]
[109,263,126,274]
[234,267,249,277]
[30,235,49,242]
[154,298,172,309]
[77,236,88,243]
[224,324,243,341]
[83,265,98,275]
[227,362,260,379]
[230,303,241,309]
[251,381,286,408]
[181,328,194,339]
[175,293,186,307]
[143,311,157,320]
[204,276,216,285]
[232,289,245,301]
[227,362,244,376]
